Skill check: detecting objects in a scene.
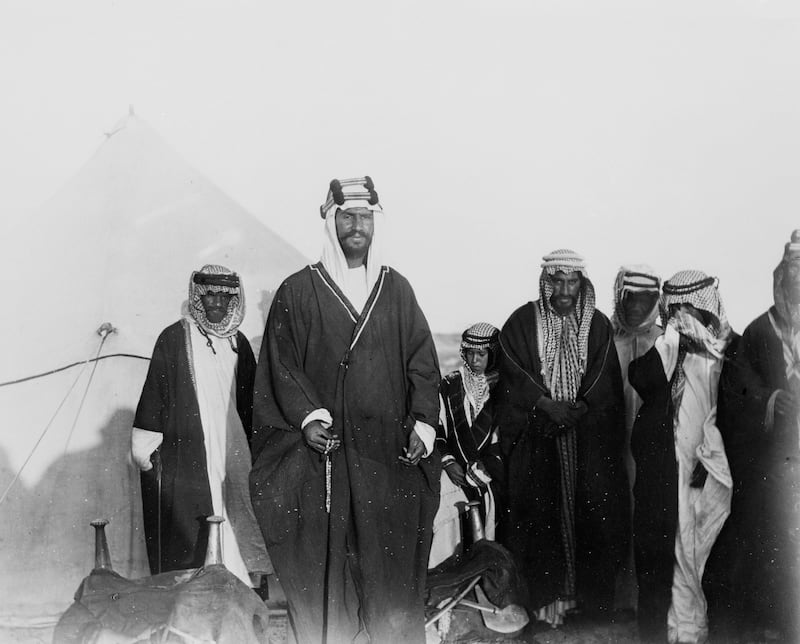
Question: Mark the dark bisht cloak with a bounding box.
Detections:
[134,320,256,573]
[705,308,800,639]
[249,264,441,644]
[495,302,629,614]
[626,342,680,642]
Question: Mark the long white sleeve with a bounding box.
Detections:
[655,324,680,381]
[414,421,435,458]
[131,427,163,471]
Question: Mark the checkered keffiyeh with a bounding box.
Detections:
[537,249,595,403]
[662,270,732,420]
[661,270,731,342]
[460,322,499,415]
[460,322,499,353]
[188,264,245,338]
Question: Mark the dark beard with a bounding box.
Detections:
[550,294,577,315]
[341,247,369,264]
[338,230,371,257]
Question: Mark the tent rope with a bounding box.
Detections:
[0,362,87,506]
[60,335,110,457]
[0,335,138,506]
[0,353,149,388]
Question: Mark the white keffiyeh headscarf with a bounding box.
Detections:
[773,229,800,334]
[319,176,386,306]
[770,231,800,429]
[612,264,661,335]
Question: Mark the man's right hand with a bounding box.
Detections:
[536,396,573,426]
[445,462,466,487]
[302,421,341,454]
[133,452,153,472]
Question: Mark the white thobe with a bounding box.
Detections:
[656,326,732,644]
[189,323,255,586]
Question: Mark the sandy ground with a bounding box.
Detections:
[263,607,790,644]
[3,606,788,643]
[260,606,642,644]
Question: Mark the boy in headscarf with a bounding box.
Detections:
[429,322,503,568]
[708,230,800,642]
[249,177,441,644]
[496,249,629,627]
[132,264,270,586]
[629,270,734,644]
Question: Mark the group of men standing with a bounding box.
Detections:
[131,176,799,644]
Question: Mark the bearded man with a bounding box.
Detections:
[496,249,629,628]
[611,265,662,613]
[249,177,441,644]
[132,264,270,586]
[707,230,800,641]
[629,270,734,644]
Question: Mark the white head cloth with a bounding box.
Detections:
[774,229,800,332]
[319,177,386,300]
[612,264,661,335]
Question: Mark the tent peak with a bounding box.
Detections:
[104,108,143,139]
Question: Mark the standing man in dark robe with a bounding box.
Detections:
[249,177,441,644]
[611,265,662,614]
[707,230,800,642]
[132,264,270,585]
[496,249,629,628]
[629,270,734,644]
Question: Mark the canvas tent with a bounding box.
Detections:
[0,113,307,638]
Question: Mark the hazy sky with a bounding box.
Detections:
[1,0,798,332]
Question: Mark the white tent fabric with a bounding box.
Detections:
[0,114,307,631]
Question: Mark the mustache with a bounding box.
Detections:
[550,294,577,310]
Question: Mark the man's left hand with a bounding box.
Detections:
[399,431,425,466]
